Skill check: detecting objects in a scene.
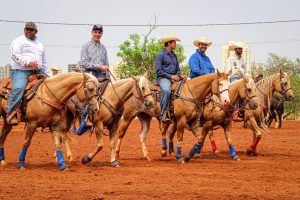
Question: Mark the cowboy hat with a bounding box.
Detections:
[50,66,61,71]
[160,34,181,44]
[228,42,244,51]
[193,37,212,47]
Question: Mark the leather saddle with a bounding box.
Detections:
[0,74,46,100]
[150,82,179,92]
[0,74,46,122]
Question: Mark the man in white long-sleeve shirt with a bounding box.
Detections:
[7,22,47,125]
[225,42,246,83]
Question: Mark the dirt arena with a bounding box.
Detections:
[0,120,299,200]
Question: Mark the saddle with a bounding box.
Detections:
[151,79,186,122]
[0,74,47,122]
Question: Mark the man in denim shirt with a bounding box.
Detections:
[156,34,183,122]
[189,37,215,78]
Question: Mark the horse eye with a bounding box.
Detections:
[142,86,145,90]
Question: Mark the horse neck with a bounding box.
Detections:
[229,80,243,105]
[41,74,84,102]
[185,74,217,100]
[104,78,136,107]
[256,73,278,107]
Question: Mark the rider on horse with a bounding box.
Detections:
[7,22,48,125]
[76,24,110,133]
[155,34,184,123]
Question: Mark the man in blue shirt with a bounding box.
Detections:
[156,34,183,122]
[189,37,215,78]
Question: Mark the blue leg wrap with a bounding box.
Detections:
[0,148,4,161]
[76,120,90,136]
[169,141,174,153]
[162,138,167,150]
[191,144,202,155]
[56,150,65,167]
[229,145,237,158]
[71,124,76,133]
[176,147,182,160]
[18,147,27,161]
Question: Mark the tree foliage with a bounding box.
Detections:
[116,34,186,82]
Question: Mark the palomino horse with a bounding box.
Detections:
[243,69,293,156]
[0,73,99,171]
[207,69,294,156]
[116,70,230,163]
[178,76,259,162]
[63,76,154,167]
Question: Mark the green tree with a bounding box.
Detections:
[116,33,186,82]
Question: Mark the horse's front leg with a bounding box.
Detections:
[168,122,177,157]
[160,122,170,158]
[0,115,13,167]
[223,123,240,160]
[16,122,39,170]
[208,129,220,154]
[82,122,104,165]
[184,121,211,163]
[175,117,186,163]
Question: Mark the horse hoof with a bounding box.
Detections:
[183,153,192,163]
[177,158,185,164]
[246,148,258,157]
[0,160,7,167]
[82,155,92,164]
[59,163,68,171]
[68,155,73,164]
[111,160,120,167]
[194,153,201,159]
[233,156,240,161]
[160,150,167,158]
[17,161,26,170]
[214,149,221,154]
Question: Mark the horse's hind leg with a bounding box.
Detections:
[160,122,170,158]
[208,129,220,154]
[168,122,177,157]
[138,113,152,161]
[82,122,104,165]
[52,131,68,171]
[0,116,13,166]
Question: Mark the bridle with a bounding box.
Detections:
[132,80,153,108]
[279,75,292,97]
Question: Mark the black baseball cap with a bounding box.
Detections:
[92,24,103,32]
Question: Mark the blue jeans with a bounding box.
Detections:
[92,71,107,78]
[158,78,171,118]
[7,69,36,116]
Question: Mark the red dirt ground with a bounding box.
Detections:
[0,120,299,200]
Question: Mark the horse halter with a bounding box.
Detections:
[241,82,257,107]
[216,75,229,99]
[79,73,99,106]
[133,80,153,108]
[279,75,292,96]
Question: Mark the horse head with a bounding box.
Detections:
[239,76,258,110]
[275,68,294,101]
[212,69,230,107]
[76,73,100,112]
[132,75,154,109]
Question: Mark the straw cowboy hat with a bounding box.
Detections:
[50,66,61,71]
[193,37,212,47]
[160,34,181,44]
[228,42,244,51]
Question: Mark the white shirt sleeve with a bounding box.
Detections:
[40,49,48,74]
[10,38,29,67]
[226,57,232,74]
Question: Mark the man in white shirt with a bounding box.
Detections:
[226,42,246,83]
[7,22,47,125]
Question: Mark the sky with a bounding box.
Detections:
[0,0,300,72]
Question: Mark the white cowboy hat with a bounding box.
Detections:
[160,34,181,44]
[193,37,212,47]
[228,42,244,51]
[50,66,61,71]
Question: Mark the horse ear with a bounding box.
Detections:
[131,75,138,81]
[143,71,148,78]
[217,68,221,75]
[279,68,284,78]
